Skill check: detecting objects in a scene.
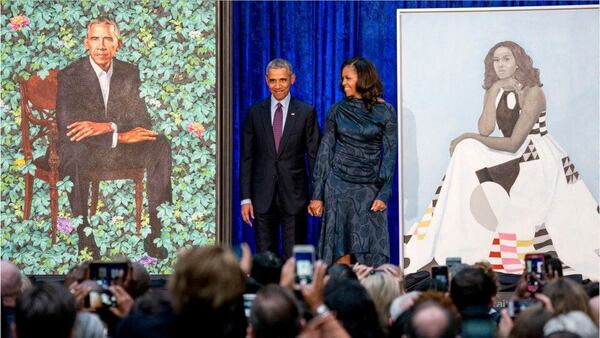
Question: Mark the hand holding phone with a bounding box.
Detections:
[294,245,315,287]
[525,253,545,293]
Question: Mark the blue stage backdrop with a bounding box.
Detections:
[231,0,594,264]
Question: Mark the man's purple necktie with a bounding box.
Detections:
[273,102,283,152]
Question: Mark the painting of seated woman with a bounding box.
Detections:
[404,41,599,278]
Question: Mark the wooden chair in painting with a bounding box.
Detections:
[18,70,145,244]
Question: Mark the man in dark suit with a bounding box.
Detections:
[56,18,171,259]
[240,58,320,259]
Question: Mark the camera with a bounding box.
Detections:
[84,262,129,309]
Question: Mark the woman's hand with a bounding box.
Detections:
[449,133,477,155]
[370,199,387,212]
[493,77,524,95]
[308,200,324,217]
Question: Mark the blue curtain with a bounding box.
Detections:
[231,0,594,264]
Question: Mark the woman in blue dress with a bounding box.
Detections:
[309,57,398,266]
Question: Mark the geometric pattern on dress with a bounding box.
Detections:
[533,224,575,275]
[561,156,579,184]
[412,175,445,241]
[529,111,547,136]
[488,232,534,274]
[412,204,434,241]
[520,140,540,162]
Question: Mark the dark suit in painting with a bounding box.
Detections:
[56,57,172,257]
[240,97,320,258]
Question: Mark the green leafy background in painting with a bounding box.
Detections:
[1,0,217,274]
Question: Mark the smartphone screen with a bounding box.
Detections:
[89,262,128,287]
[507,298,536,317]
[431,266,449,289]
[525,254,545,293]
[243,293,256,318]
[294,245,315,285]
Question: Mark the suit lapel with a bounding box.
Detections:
[80,59,106,117]
[258,99,277,157]
[277,97,299,156]
[106,60,123,118]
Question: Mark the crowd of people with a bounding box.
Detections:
[1,245,598,338]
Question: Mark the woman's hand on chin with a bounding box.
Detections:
[494,77,524,93]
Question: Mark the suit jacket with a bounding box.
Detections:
[240,97,320,215]
[56,57,151,151]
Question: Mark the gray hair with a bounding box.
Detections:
[87,17,120,39]
[266,58,294,75]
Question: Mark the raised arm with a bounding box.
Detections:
[478,84,502,136]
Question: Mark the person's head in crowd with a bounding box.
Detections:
[388,292,421,337]
[14,283,77,338]
[390,291,421,324]
[168,245,247,338]
[361,270,401,329]
[169,245,246,311]
[115,290,176,338]
[543,311,599,338]
[326,263,357,283]
[324,278,385,338]
[1,260,23,308]
[64,261,91,288]
[250,251,283,287]
[375,263,404,292]
[412,291,461,328]
[543,278,598,325]
[450,266,496,312]
[248,285,302,338]
[473,261,498,295]
[404,301,457,338]
[126,262,150,299]
[507,303,552,338]
[73,312,105,338]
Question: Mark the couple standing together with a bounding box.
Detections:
[240,57,397,266]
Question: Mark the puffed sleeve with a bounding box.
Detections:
[375,104,398,203]
[311,104,337,200]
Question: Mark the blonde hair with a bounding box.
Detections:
[543,278,598,325]
[361,271,401,328]
[168,245,246,313]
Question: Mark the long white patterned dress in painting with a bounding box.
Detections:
[404,89,600,278]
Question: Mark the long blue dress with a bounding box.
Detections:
[312,98,397,266]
